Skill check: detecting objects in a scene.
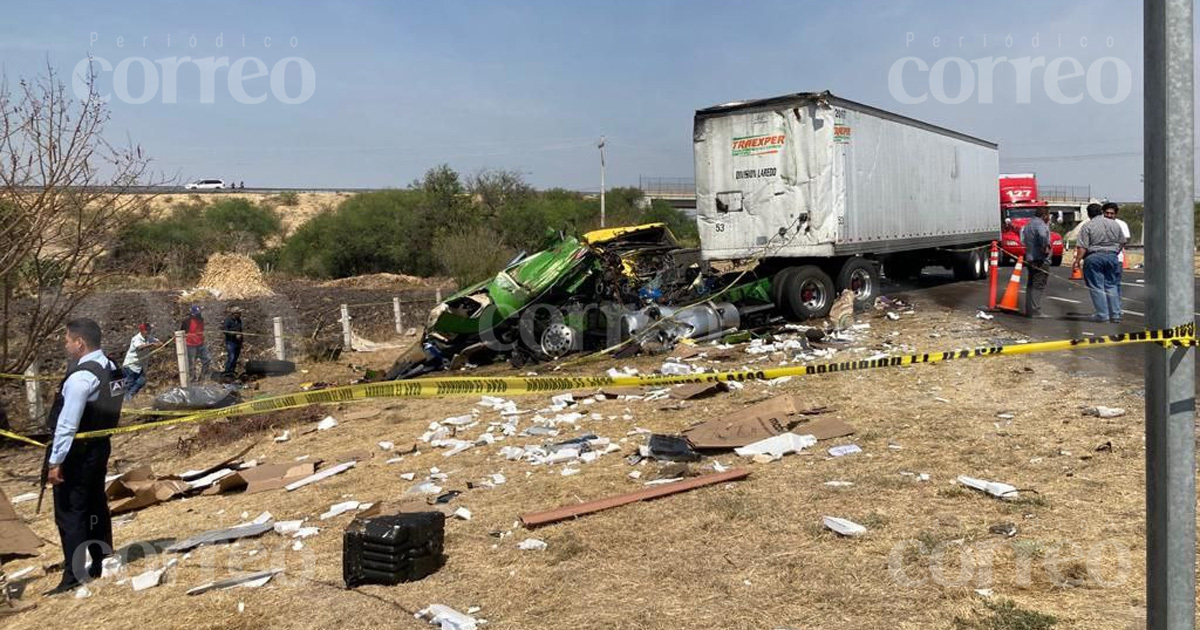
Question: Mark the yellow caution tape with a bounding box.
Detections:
[1,324,1192,448]
[121,408,195,417]
[0,372,59,382]
[0,428,48,448]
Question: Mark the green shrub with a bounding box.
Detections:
[276,190,438,278]
[202,198,283,252]
[433,225,516,288]
[112,199,283,281]
[276,191,300,207]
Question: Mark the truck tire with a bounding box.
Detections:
[1050,254,1063,267]
[952,250,977,281]
[770,268,800,310]
[244,359,296,377]
[958,248,990,280]
[836,258,880,310]
[781,265,835,320]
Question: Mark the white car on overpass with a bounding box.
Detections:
[184,179,226,190]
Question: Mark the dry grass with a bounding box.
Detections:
[0,304,1158,629]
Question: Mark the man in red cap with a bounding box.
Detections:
[121,323,158,400]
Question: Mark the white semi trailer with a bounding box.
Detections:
[693,91,1000,319]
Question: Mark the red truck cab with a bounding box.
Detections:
[998,174,1064,266]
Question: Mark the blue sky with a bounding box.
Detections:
[0,0,1181,199]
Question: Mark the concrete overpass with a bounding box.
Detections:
[639,176,696,211]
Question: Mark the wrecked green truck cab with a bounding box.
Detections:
[386,223,773,379]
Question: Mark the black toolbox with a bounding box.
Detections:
[343,512,446,587]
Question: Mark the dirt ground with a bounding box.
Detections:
[0,297,1169,629]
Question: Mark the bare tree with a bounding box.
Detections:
[0,61,163,375]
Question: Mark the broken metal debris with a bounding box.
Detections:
[643,434,701,462]
[386,223,785,380]
[167,521,275,553]
[186,569,283,596]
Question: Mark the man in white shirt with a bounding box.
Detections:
[121,323,157,400]
[44,319,125,595]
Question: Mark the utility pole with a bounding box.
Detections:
[598,136,606,228]
[1144,1,1195,628]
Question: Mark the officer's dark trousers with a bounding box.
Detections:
[53,438,112,585]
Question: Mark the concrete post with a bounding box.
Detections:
[393,297,403,334]
[24,362,43,426]
[273,316,286,360]
[1144,0,1196,627]
[340,304,353,349]
[174,330,190,387]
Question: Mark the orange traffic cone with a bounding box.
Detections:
[1070,265,1083,280]
[1120,250,1129,269]
[997,258,1024,312]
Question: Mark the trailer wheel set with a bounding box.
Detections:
[769,256,881,319]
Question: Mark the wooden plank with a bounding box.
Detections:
[519,469,750,528]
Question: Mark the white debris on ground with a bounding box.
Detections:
[415,604,481,630]
[822,516,868,537]
[956,475,1019,499]
[1083,405,1127,418]
[518,538,548,551]
[316,416,338,431]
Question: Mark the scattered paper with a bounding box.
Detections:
[828,444,862,458]
[317,416,338,431]
[453,507,472,521]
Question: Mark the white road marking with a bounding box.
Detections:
[1048,296,1081,304]
[1123,309,1144,317]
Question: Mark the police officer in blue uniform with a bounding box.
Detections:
[44,319,125,595]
